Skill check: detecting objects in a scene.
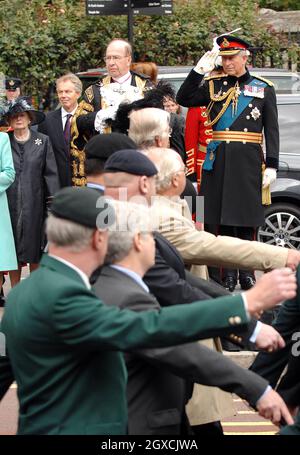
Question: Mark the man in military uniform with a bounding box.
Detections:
[0,78,23,133]
[5,77,22,101]
[177,35,279,292]
[76,38,153,141]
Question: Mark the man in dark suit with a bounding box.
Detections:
[38,73,89,187]
[2,186,293,435]
[250,265,300,434]
[93,199,295,434]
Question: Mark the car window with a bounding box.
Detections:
[278,103,300,155]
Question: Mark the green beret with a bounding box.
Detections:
[51,187,115,229]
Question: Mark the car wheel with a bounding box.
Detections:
[257,203,300,250]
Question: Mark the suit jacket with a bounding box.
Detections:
[0,254,249,435]
[151,195,288,270]
[93,265,268,435]
[251,266,300,391]
[38,108,71,187]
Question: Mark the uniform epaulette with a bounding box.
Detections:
[204,74,227,81]
[84,85,94,103]
[253,75,274,87]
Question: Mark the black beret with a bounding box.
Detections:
[51,187,115,229]
[104,149,158,176]
[5,77,22,90]
[85,132,137,161]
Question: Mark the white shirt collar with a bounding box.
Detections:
[111,71,132,85]
[49,254,91,289]
[109,264,149,293]
[61,105,78,119]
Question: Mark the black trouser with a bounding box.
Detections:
[220,225,256,282]
[205,224,256,283]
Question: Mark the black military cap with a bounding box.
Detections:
[85,133,137,161]
[51,187,115,229]
[5,77,22,91]
[217,35,251,56]
[104,149,158,176]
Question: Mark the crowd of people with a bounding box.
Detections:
[0,36,300,436]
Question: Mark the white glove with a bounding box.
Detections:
[262,167,277,189]
[94,105,117,133]
[194,49,219,75]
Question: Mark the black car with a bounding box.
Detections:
[257,94,300,250]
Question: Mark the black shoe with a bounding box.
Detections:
[223,276,237,292]
[240,276,256,290]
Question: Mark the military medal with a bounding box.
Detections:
[244,85,264,98]
[250,107,261,120]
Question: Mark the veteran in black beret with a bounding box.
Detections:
[104,148,158,176]
[85,132,137,193]
[177,35,279,292]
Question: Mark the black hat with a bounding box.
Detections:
[5,77,22,91]
[217,35,251,56]
[51,187,115,229]
[2,96,45,125]
[85,133,137,161]
[104,149,158,176]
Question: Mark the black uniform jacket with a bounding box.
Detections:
[177,69,279,226]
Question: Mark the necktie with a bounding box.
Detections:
[63,114,72,147]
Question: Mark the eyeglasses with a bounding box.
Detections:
[104,55,127,62]
[177,166,188,174]
[169,165,188,176]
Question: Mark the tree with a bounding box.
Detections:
[0,0,288,104]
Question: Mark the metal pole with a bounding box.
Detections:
[128,2,134,58]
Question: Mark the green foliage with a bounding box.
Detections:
[0,0,293,102]
[258,0,300,10]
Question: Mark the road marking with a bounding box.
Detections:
[224,431,277,435]
[222,422,276,426]
[237,411,256,415]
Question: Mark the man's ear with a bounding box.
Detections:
[138,175,148,195]
[172,172,180,188]
[132,231,142,252]
[155,135,163,148]
[92,229,106,250]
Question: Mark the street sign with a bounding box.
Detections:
[133,1,172,15]
[131,1,161,7]
[86,0,172,16]
[86,0,129,16]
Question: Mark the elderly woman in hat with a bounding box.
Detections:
[2,97,60,286]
